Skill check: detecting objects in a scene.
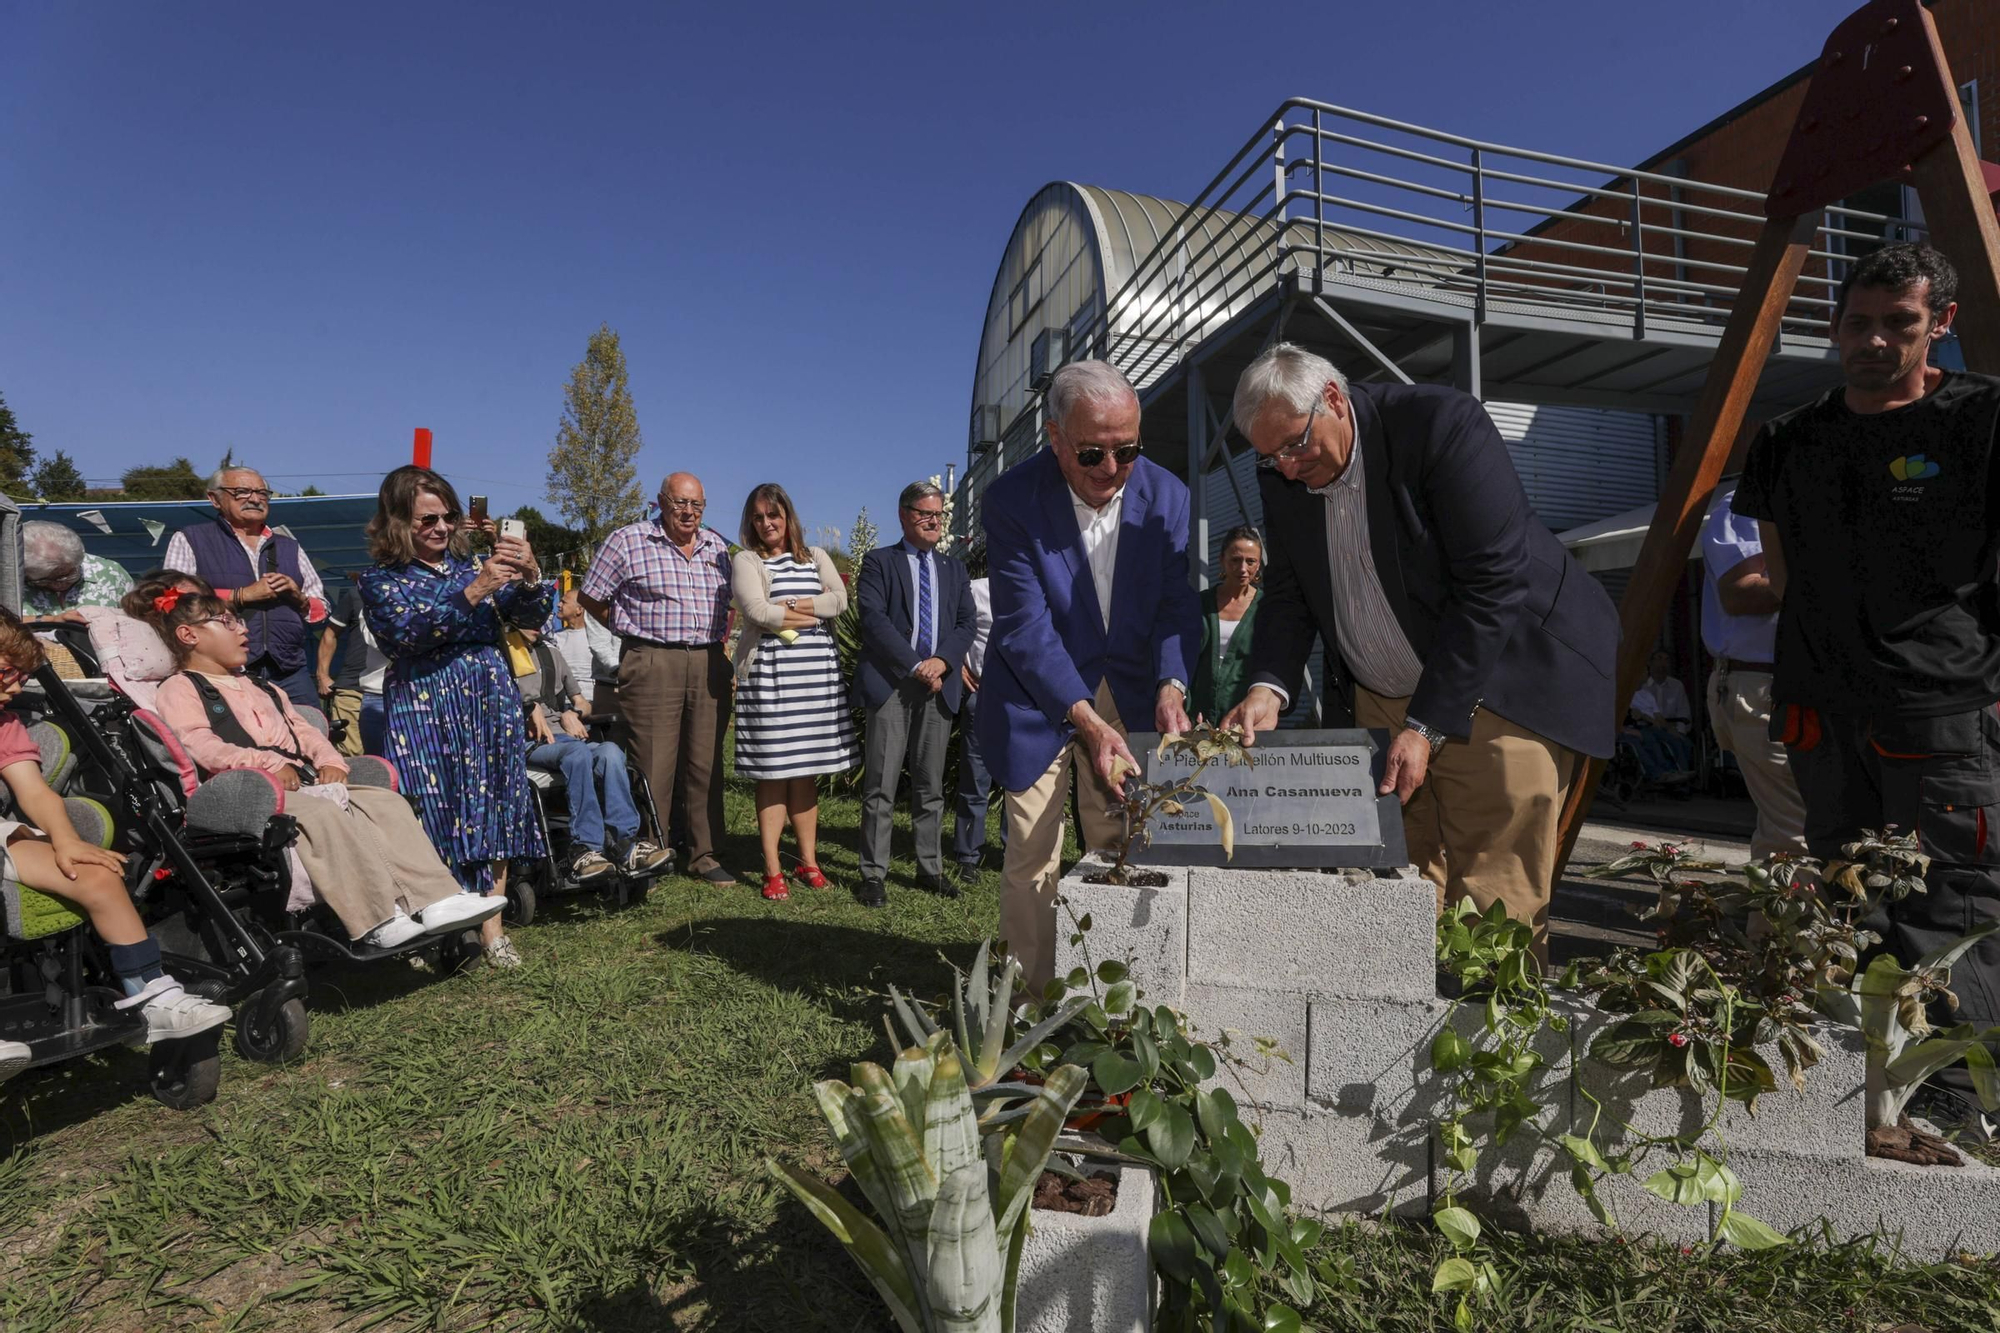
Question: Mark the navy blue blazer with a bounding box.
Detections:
[977,449,1203,792]
[1247,380,1619,760]
[852,541,977,714]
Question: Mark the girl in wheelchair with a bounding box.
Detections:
[0,610,231,1079]
[143,587,499,950]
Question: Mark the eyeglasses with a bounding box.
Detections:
[216,487,272,501]
[663,498,707,513]
[413,511,460,530]
[903,507,945,526]
[193,614,244,630]
[1255,392,1323,472]
[1073,442,1141,469]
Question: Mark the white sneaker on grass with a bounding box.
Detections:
[485,934,523,970]
[414,893,503,935]
[0,1039,29,1081]
[116,977,231,1044]
[358,907,425,950]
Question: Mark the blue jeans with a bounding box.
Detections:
[359,692,386,755]
[530,736,641,850]
[951,689,1005,865]
[1629,725,1693,781]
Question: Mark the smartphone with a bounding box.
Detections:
[468,495,489,524]
[499,517,526,542]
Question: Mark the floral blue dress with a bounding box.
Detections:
[358,556,551,892]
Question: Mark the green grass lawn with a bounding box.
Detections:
[3,767,1998,1331]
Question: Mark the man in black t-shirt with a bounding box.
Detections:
[1736,243,2000,1131]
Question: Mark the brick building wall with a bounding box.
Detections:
[1498,0,1998,327]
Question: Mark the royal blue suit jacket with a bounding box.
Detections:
[851,542,977,714]
[977,450,1202,792]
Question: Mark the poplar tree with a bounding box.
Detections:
[546,324,645,541]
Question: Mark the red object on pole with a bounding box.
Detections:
[412,427,432,469]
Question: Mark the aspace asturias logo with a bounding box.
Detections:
[1889,454,1942,481]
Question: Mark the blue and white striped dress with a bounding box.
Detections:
[734,555,859,780]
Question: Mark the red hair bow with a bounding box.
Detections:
[153,588,184,614]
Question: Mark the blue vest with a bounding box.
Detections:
[179,518,309,672]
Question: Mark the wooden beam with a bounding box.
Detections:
[1551,210,1821,878]
[1908,89,2000,371]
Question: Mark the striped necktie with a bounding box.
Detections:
[915,552,934,658]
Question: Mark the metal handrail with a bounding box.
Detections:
[1057,99,1925,396]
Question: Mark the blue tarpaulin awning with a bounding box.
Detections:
[19,495,382,584]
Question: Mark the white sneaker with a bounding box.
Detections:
[414,893,504,936]
[0,1039,29,1081]
[485,934,524,970]
[117,977,231,1043]
[358,908,425,950]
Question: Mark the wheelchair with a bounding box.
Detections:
[26,665,490,1067]
[513,729,671,917]
[0,692,224,1107]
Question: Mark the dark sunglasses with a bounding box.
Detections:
[1074,442,1141,469]
[414,511,461,530]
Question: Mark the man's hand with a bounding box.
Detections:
[1069,702,1138,798]
[560,711,589,740]
[275,766,303,791]
[30,610,87,627]
[262,572,303,605]
[235,578,280,606]
[1155,682,1190,736]
[315,672,335,698]
[1380,728,1433,805]
[529,706,554,746]
[1219,685,1284,746]
[961,664,979,694]
[52,838,126,880]
[912,657,947,683]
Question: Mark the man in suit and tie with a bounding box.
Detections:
[853,481,978,909]
[980,360,1203,990]
[1221,342,1618,952]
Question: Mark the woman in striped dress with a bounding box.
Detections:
[730,484,858,901]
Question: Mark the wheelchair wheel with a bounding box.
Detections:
[233,993,309,1063]
[149,1031,222,1109]
[506,868,537,928]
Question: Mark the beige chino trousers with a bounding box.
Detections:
[286,785,467,939]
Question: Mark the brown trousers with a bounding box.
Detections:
[1000,682,1127,993]
[1354,686,1574,948]
[287,785,465,938]
[618,643,730,872]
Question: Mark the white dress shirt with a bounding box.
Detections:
[966,577,993,678]
[1631,676,1691,725]
[1699,485,1778,663]
[1070,485,1124,631]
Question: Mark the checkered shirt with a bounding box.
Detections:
[580,520,732,644]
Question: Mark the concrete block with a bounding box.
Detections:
[1186,867,1437,999]
[1254,1106,1430,1217]
[1015,1164,1155,1332]
[1722,1149,2000,1259]
[1426,1003,1577,1235]
[1571,1010,1868,1160]
[1179,983,1311,1112]
[1054,859,1189,1008]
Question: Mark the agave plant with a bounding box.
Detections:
[887,941,1092,1129]
[1817,920,2000,1127]
[769,1031,1088,1333]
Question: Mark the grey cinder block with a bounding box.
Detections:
[1721,1149,2000,1259]
[1014,1163,1156,1332]
[1186,868,1437,998]
[1055,858,1189,1008]
[1179,983,1312,1112]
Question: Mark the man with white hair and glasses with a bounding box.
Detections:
[165,465,327,708]
[979,360,1201,989]
[21,521,132,626]
[1222,343,1618,954]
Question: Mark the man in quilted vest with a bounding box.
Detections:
[164,466,327,709]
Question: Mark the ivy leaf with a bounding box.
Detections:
[1430,1027,1472,1073]
[1104,980,1137,1016]
[1717,1208,1790,1250]
[1560,1134,1610,1173]
[1432,1257,1478,1292]
[1188,1042,1217,1081]
[1642,1163,1705,1208]
[1433,1205,1481,1251]
[1092,1050,1147,1096]
[1196,1086,1239,1142]
[1148,1103,1197,1171]
[1262,1307,1303,1333]
[1149,1211,1199,1284]
[1095,959,1128,985]
[1126,1086,1164,1132]
[1184,1202,1232,1258]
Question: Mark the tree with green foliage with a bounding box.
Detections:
[120,457,208,501]
[0,391,38,500]
[30,450,87,502]
[546,324,645,543]
[511,504,587,571]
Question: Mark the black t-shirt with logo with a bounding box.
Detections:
[1734,370,2000,718]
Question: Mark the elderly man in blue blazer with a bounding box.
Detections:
[978,360,1203,989]
[1221,342,1619,954]
[853,480,978,909]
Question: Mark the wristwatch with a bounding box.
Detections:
[1404,718,1449,754]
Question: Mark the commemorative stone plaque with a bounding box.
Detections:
[1121,728,1407,868]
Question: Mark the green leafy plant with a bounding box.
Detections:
[768,1030,1087,1333]
[1819,928,2000,1130]
[1095,726,1252,886]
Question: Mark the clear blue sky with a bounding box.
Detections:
[2,0,1854,545]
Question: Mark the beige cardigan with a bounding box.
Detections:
[730,545,848,682]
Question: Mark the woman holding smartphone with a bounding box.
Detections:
[358,466,550,969]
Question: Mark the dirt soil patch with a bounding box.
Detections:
[1032,1169,1118,1216]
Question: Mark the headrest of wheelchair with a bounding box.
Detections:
[0,718,78,814]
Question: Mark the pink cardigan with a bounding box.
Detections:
[153,672,348,779]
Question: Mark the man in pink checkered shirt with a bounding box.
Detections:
[580,472,738,885]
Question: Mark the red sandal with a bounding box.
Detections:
[761,873,790,901]
[791,865,830,890]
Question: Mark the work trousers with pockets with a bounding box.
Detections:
[618,643,729,874]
